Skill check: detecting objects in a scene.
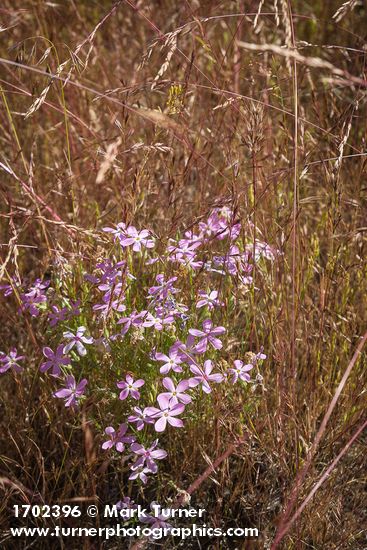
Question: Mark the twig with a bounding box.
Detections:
[271,330,367,549]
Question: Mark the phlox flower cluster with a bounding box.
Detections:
[0,208,273,498]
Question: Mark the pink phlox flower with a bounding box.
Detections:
[128,406,154,430]
[102,423,135,452]
[169,336,197,364]
[147,274,179,303]
[142,311,174,331]
[63,326,94,356]
[130,439,167,473]
[145,394,185,432]
[54,375,87,408]
[189,360,223,393]
[119,226,155,252]
[117,310,145,335]
[102,222,127,242]
[40,345,70,377]
[196,290,223,310]
[189,318,226,353]
[159,377,191,405]
[128,466,152,484]
[154,349,183,374]
[227,360,253,384]
[117,374,145,400]
[0,348,25,374]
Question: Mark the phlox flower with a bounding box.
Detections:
[102,222,127,242]
[117,310,145,335]
[159,377,191,405]
[189,319,226,353]
[48,300,81,328]
[189,360,223,393]
[255,350,267,362]
[227,360,253,384]
[117,374,145,400]
[145,394,185,432]
[127,406,154,430]
[119,226,155,252]
[0,348,25,374]
[154,349,183,374]
[102,424,135,452]
[128,466,152,484]
[196,290,223,310]
[40,345,70,377]
[48,305,68,327]
[142,311,174,331]
[130,440,167,473]
[20,279,49,317]
[0,283,13,297]
[93,299,126,317]
[148,274,179,302]
[63,326,94,356]
[54,375,87,408]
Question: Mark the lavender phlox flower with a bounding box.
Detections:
[130,440,167,473]
[85,259,125,285]
[63,326,94,356]
[25,278,50,297]
[167,238,202,268]
[162,297,189,316]
[0,283,13,297]
[254,350,267,362]
[147,274,179,303]
[40,345,70,377]
[128,466,152,484]
[93,299,126,317]
[227,360,253,384]
[116,496,137,512]
[159,377,191,405]
[54,375,87,408]
[146,256,160,266]
[196,290,223,310]
[167,238,201,259]
[117,310,145,335]
[154,349,183,374]
[145,394,185,432]
[128,406,154,430]
[246,240,279,261]
[142,311,174,331]
[189,360,223,393]
[20,280,49,316]
[103,222,127,242]
[0,348,25,374]
[48,305,68,327]
[140,502,172,530]
[182,254,203,270]
[48,300,81,327]
[189,319,226,353]
[214,245,253,284]
[1,276,20,296]
[170,335,197,364]
[98,281,125,303]
[117,374,145,400]
[199,207,240,241]
[119,226,155,252]
[102,423,135,452]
